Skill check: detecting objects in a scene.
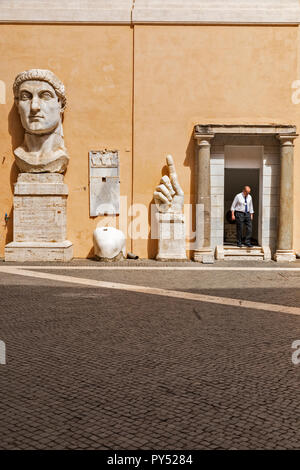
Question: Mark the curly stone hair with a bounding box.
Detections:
[13,69,66,110]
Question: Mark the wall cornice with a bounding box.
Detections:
[0,1,300,25]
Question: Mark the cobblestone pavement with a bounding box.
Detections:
[0,262,300,450]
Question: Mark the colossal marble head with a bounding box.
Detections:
[13,69,66,134]
[13,69,69,173]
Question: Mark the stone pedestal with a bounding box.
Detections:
[193,247,215,264]
[274,135,298,262]
[193,133,215,263]
[5,173,73,262]
[273,249,296,263]
[156,212,187,261]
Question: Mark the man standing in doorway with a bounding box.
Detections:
[231,186,254,248]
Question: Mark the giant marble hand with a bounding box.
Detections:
[154,155,184,213]
[13,69,69,173]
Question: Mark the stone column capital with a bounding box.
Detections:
[276,134,298,147]
[194,133,215,147]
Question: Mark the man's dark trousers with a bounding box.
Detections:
[235,210,252,245]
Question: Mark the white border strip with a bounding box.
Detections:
[0,267,299,316]
[2,265,300,271]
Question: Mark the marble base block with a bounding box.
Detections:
[273,249,296,262]
[5,173,73,262]
[156,212,187,261]
[194,247,215,264]
[5,241,73,262]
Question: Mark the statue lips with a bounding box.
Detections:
[29,115,44,122]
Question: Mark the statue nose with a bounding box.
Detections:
[31,97,41,112]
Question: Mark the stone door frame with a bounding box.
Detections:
[193,125,298,262]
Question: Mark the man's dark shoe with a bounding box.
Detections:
[237,243,242,248]
[245,243,253,247]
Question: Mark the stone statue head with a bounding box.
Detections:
[12,69,69,173]
[13,69,66,135]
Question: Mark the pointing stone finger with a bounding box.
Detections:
[166,154,183,195]
[166,154,176,177]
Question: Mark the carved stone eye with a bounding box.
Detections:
[20,91,31,100]
[40,91,53,100]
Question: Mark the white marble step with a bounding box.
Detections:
[224,246,262,256]
[216,245,271,261]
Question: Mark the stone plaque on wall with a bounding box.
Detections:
[89,150,120,216]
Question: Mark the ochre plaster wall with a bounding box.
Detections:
[1,24,300,259]
[133,25,300,258]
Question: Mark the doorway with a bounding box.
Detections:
[224,168,260,245]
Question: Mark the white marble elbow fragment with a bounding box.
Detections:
[93,226,126,261]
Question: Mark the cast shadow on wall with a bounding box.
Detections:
[5,104,23,245]
[183,130,196,260]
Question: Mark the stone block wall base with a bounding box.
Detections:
[262,246,272,261]
[215,245,224,260]
[5,241,73,262]
[273,249,296,262]
[193,248,215,264]
[156,254,187,261]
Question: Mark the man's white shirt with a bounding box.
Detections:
[231,192,254,214]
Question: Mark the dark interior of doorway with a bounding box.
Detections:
[224,168,259,245]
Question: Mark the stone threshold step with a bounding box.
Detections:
[224,247,263,255]
[224,246,261,250]
[216,245,271,261]
[224,251,263,256]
